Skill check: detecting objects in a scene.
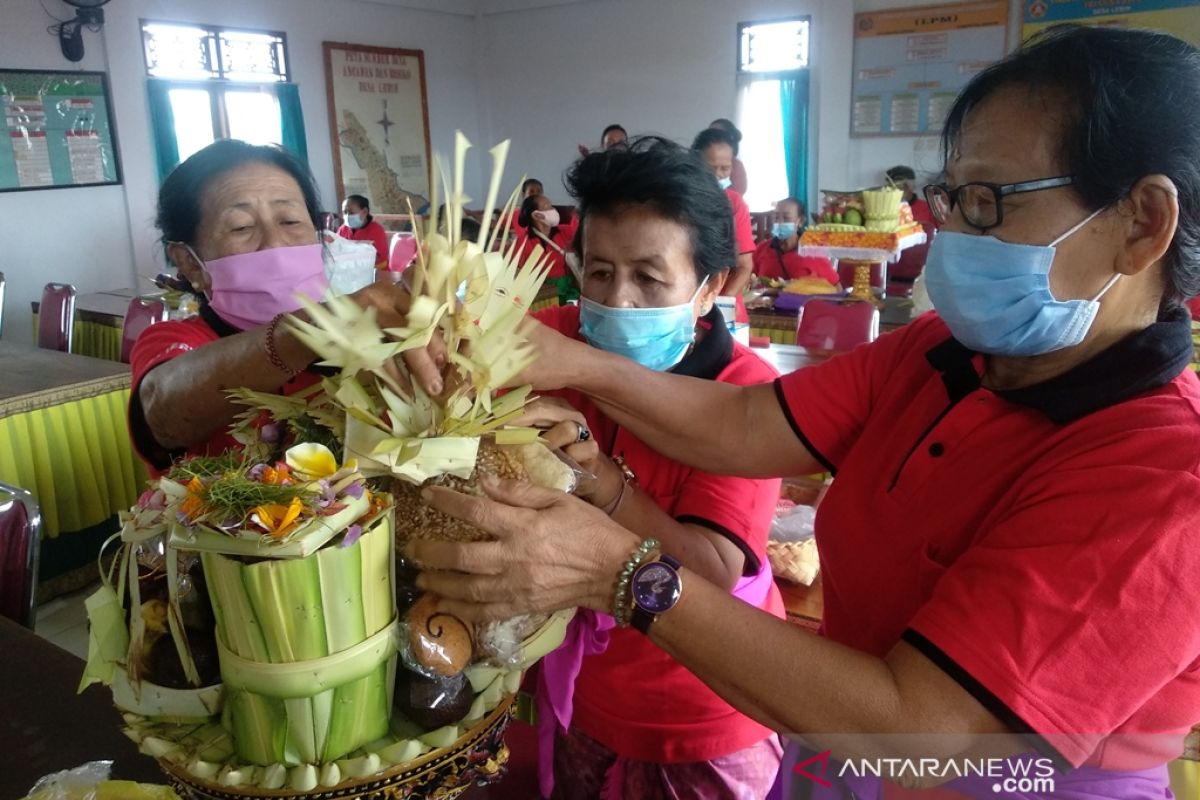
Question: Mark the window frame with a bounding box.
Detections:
[140,19,291,83]
[736,16,811,78]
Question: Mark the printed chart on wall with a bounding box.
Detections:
[851,2,1008,137]
[323,42,431,216]
[1023,0,1200,46]
[0,69,121,192]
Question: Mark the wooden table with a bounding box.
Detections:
[778,574,823,632]
[0,341,130,418]
[0,615,163,797]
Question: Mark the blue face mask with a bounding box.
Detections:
[580,279,708,371]
[924,207,1119,356]
[772,222,798,240]
[717,176,733,191]
[345,213,364,230]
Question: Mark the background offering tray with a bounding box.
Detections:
[798,224,925,262]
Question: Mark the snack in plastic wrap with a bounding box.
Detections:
[400,592,474,678]
[22,761,181,800]
[474,613,550,666]
[392,670,474,730]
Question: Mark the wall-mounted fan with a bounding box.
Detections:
[56,0,112,62]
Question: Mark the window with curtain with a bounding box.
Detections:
[735,18,811,214]
[141,21,307,180]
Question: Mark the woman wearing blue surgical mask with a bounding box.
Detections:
[337,193,389,268]
[515,136,785,799]
[753,197,839,284]
[408,26,1200,800]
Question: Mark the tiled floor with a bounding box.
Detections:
[34,582,96,659]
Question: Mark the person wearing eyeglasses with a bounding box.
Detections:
[403,25,1200,799]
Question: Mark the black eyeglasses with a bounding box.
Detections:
[923,176,1074,230]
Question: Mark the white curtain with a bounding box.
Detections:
[736,77,791,213]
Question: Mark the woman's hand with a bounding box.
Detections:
[513,397,623,506]
[404,478,640,623]
[344,280,448,395]
[513,318,595,391]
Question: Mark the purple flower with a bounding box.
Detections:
[343,481,365,499]
[248,463,269,481]
[316,479,337,508]
[339,524,363,548]
[260,422,282,443]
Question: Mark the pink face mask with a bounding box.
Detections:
[188,243,330,331]
[532,208,561,228]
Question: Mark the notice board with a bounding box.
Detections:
[1023,0,1200,46]
[0,69,121,192]
[851,2,1009,137]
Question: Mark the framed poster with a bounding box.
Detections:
[322,42,432,215]
[1023,0,1200,46]
[851,2,1009,137]
[0,69,121,192]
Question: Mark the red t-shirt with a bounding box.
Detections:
[515,223,576,279]
[533,304,785,763]
[128,316,319,474]
[726,188,755,255]
[337,217,390,267]
[775,311,1200,771]
[753,239,839,284]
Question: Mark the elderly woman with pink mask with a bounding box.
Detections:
[129,140,422,473]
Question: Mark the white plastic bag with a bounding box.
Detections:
[322,232,377,295]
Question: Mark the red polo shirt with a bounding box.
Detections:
[337,217,390,267]
[515,222,577,279]
[727,188,755,256]
[775,309,1200,772]
[128,310,319,474]
[534,304,785,763]
[753,239,839,284]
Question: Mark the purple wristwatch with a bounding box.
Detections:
[631,554,683,634]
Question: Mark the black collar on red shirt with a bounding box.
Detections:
[670,306,734,380]
[925,306,1194,423]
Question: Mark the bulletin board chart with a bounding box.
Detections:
[0,69,121,192]
[851,2,1009,137]
[1023,0,1200,47]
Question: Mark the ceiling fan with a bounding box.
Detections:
[57,0,112,62]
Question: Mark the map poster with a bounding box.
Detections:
[1022,0,1200,47]
[851,2,1009,137]
[323,42,432,216]
[0,69,121,192]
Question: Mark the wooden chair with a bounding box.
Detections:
[120,297,168,363]
[795,298,879,351]
[36,283,77,353]
[0,481,42,629]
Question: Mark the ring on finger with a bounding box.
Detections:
[575,422,592,444]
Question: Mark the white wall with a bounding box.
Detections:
[2,0,486,344]
[479,0,1023,208]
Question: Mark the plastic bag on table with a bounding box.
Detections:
[770,503,817,544]
[322,232,378,295]
[21,761,181,800]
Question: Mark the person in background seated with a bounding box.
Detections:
[130,140,417,474]
[578,123,628,157]
[337,194,390,268]
[692,127,754,298]
[500,178,545,239]
[885,166,937,292]
[709,118,748,196]
[754,197,839,284]
[517,193,580,304]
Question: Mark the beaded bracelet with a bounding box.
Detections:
[612,537,660,627]
[264,313,299,379]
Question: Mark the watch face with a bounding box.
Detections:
[632,561,682,614]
